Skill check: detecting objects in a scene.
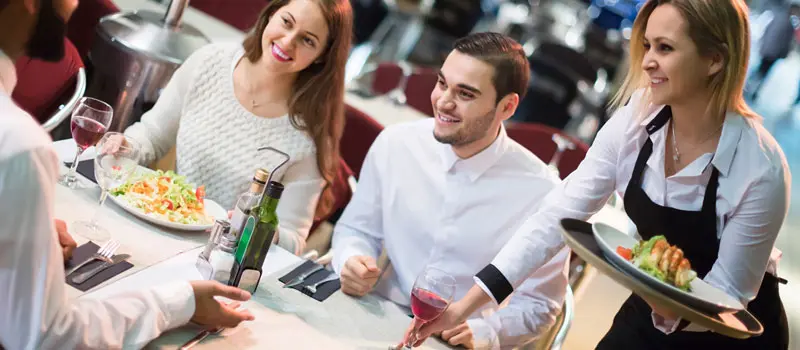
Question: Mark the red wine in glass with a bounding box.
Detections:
[403,267,455,348]
[411,288,448,321]
[71,116,108,150]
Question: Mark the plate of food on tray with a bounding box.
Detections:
[109,169,226,231]
[592,222,744,314]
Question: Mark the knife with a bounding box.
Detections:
[283,263,325,288]
[179,327,223,350]
[71,254,131,284]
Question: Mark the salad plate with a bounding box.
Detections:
[109,169,226,231]
[560,218,762,339]
[592,222,744,314]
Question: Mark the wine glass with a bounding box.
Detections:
[72,132,140,242]
[59,97,114,188]
[404,266,456,349]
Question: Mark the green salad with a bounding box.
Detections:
[111,170,211,225]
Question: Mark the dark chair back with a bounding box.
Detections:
[404,67,437,117]
[505,122,589,178]
[513,42,597,130]
[66,0,120,59]
[13,38,84,124]
[342,104,384,177]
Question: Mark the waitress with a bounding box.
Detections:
[411,0,790,349]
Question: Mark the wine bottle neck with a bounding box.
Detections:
[258,196,280,221]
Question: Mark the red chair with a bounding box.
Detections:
[505,121,589,179]
[190,0,271,31]
[310,158,355,234]
[342,104,384,178]
[304,158,355,263]
[371,62,405,95]
[66,0,120,59]
[404,67,437,117]
[13,38,86,133]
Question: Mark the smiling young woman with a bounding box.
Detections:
[122,0,353,256]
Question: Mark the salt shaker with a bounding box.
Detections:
[197,219,230,279]
[209,233,238,284]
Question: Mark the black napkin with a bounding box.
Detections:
[64,159,97,184]
[278,260,340,302]
[65,242,133,292]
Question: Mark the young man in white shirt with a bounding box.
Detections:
[331,32,570,350]
[0,1,254,349]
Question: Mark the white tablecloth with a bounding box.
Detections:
[53,140,453,349]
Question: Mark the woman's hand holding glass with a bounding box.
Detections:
[72,132,140,242]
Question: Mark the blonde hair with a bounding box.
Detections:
[610,0,758,121]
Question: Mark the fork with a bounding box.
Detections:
[303,274,339,295]
[66,240,120,276]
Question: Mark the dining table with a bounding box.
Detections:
[53,141,458,350]
[53,133,631,350]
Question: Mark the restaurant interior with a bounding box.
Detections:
[9,0,800,348]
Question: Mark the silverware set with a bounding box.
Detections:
[282,263,339,294]
[66,239,130,284]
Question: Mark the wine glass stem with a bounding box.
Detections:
[405,319,421,348]
[67,146,85,179]
[89,190,110,226]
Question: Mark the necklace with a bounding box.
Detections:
[248,79,260,109]
[670,120,723,163]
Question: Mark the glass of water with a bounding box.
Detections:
[73,132,140,242]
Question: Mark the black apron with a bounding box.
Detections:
[596,107,789,350]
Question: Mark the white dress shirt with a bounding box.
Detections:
[481,89,790,333]
[0,50,196,350]
[331,119,569,349]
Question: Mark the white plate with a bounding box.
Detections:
[592,222,744,314]
[108,169,227,231]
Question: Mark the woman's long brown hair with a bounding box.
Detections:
[242,0,353,219]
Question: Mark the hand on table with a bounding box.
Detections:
[189,280,255,329]
[340,255,381,296]
[55,219,77,260]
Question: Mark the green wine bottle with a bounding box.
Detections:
[228,181,284,292]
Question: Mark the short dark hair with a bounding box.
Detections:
[453,32,530,103]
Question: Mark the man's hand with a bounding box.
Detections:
[189,280,255,328]
[55,219,77,260]
[440,322,474,349]
[340,256,381,296]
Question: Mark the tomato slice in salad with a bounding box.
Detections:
[161,199,174,210]
[616,246,632,261]
[195,185,205,203]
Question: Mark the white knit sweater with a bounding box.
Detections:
[125,43,323,255]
